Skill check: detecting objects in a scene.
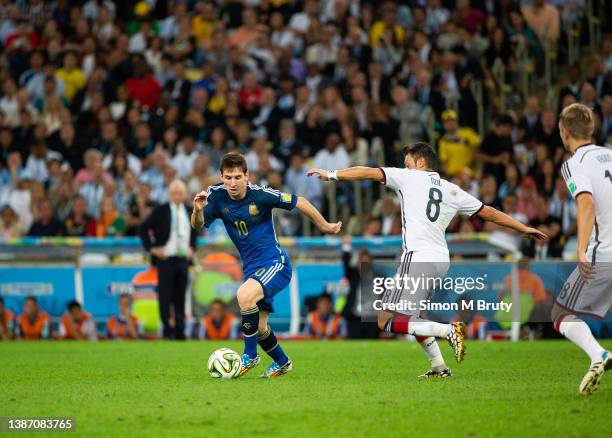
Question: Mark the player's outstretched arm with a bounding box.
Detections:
[307,167,384,182]
[296,196,342,234]
[191,190,208,229]
[477,205,548,241]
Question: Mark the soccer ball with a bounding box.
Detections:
[207,348,242,379]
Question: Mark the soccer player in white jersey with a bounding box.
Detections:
[550,103,612,395]
[308,143,546,378]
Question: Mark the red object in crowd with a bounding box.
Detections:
[4,32,41,51]
[239,85,263,109]
[125,74,161,109]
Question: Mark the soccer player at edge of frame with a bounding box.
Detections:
[307,142,548,379]
[191,153,341,378]
[550,103,612,395]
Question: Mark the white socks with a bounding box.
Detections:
[418,336,445,369]
[558,315,605,364]
[408,318,452,338]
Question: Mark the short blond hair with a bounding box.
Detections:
[559,103,594,140]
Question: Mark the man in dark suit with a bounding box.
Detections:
[139,180,198,340]
[340,236,380,339]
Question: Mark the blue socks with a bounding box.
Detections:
[241,306,259,358]
[258,326,289,366]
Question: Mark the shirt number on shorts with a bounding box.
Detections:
[605,169,612,184]
[426,188,443,222]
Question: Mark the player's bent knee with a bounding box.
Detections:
[236,289,257,310]
[236,280,264,310]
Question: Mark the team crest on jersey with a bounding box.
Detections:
[223,207,229,213]
[280,193,292,203]
[569,182,577,194]
[249,203,259,216]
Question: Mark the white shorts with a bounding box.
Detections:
[556,263,612,319]
[381,250,450,316]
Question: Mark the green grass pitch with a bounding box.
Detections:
[1,340,611,437]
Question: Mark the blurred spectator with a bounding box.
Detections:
[304,293,347,339]
[498,163,521,200]
[55,51,85,103]
[438,109,480,177]
[518,96,542,142]
[313,133,349,171]
[198,299,240,340]
[480,175,502,211]
[521,0,560,49]
[525,194,563,259]
[27,199,65,236]
[476,115,514,184]
[340,235,380,339]
[97,195,125,237]
[107,293,143,340]
[517,176,539,222]
[273,119,306,169]
[17,296,50,339]
[64,195,97,237]
[286,153,323,211]
[503,259,553,336]
[0,204,24,238]
[0,296,15,340]
[59,300,97,340]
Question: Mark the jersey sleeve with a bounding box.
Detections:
[258,187,298,211]
[562,160,592,198]
[379,167,407,190]
[452,185,484,217]
[203,188,219,228]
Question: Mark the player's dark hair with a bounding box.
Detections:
[402,142,440,171]
[119,293,132,303]
[25,295,37,304]
[220,152,248,174]
[67,300,81,311]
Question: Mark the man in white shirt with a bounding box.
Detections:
[139,180,198,340]
[171,135,200,180]
[308,143,546,378]
[313,133,349,171]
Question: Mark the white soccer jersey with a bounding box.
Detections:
[380,167,483,257]
[561,144,612,262]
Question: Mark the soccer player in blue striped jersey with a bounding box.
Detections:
[191,153,342,378]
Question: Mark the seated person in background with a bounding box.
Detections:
[198,299,240,340]
[107,293,143,340]
[17,296,51,339]
[502,258,554,338]
[59,300,97,340]
[304,293,347,339]
[452,298,487,340]
[64,195,97,236]
[0,296,15,340]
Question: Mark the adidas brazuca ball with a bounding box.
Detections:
[208,348,242,379]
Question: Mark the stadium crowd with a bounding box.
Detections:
[0,0,609,256]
